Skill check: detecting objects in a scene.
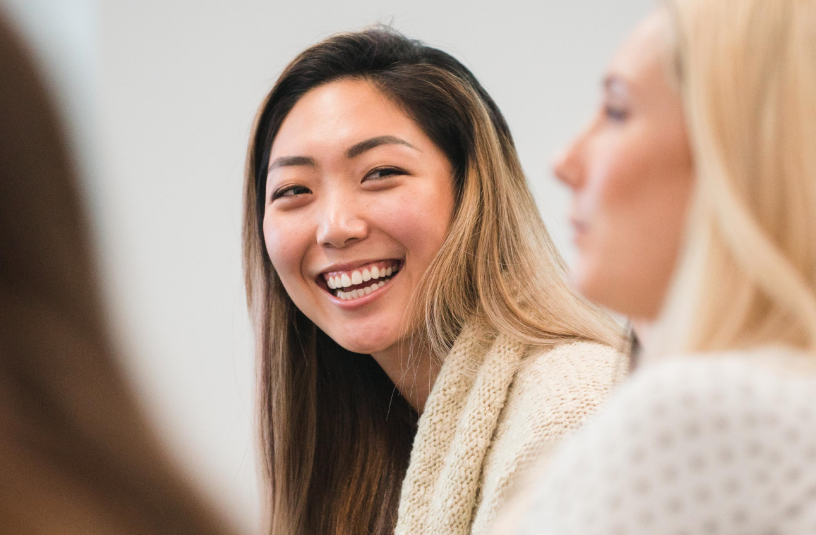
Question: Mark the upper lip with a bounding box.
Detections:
[316,258,401,277]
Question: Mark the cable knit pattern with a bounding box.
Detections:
[395,325,627,535]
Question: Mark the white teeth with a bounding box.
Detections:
[328,263,400,300]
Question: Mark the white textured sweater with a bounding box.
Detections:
[394,325,627,535]
[502,348,816,535]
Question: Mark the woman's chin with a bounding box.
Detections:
[569,259,595,297]
[332,334,395,356]
[324,321,404,356]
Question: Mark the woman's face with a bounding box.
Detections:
[554,11,695,321]
[263,79,455,355]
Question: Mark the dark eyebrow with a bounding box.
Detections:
[346,135,419,159]
[268,155,316,174]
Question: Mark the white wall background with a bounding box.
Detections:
[3,1,653,532]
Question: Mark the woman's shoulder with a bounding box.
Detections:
[621,347,816,406]
[496,340,628,444]
[582,349,816,470]
[510,349,816,534]
[516,339,628,394]
[490,339,628,460]
[472,340,627,532]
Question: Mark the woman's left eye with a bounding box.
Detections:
[364,167,405,182]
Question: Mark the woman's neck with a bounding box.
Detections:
[370,337,441,415]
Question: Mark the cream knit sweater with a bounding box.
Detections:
[394,325,627,535]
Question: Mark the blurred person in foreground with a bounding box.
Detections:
[0,15,239,535]
[494,0,816,532]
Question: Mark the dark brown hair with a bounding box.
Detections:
[0,15,237,534]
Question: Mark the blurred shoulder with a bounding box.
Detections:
[573,350,816,457]
[616,348,816,412]
[506,350,816,534]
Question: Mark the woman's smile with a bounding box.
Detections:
[319,259,402,303]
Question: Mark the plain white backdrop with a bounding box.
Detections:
[3,0,652,531]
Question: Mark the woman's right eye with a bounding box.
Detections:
[272,185,312,201]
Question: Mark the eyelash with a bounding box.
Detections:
[604,104,629,122]
[364,166,404,181]
[272,184,311,201]
[270,166,405,201]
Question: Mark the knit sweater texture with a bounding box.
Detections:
[501,348,816,535]
[394,325,627,535]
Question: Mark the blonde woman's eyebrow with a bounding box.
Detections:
[346,135,420,159]
[604,74,631,95]
[268,155,316,175]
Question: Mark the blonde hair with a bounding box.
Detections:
[655,0,816,355]
[243,27,623,535]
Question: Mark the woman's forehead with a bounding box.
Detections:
[270,79,424,157]
[606,11,670,93]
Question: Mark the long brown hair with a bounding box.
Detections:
[0,16,237,534]
[243,27,623,535]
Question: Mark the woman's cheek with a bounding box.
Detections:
[383,186,451,255]
[263,215,308,279]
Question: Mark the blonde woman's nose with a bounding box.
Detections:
[552,143,581,189]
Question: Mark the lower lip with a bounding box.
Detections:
[323,271,399,309]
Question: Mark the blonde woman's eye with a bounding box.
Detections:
[604,104,629,122]
[272,185,312,201]
[364,167,404,182]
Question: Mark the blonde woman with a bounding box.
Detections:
[243,27,626,535]
[0,15,238,535]
[499,0,816,533]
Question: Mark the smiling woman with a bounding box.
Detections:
[263,78,457,403]
[243,27,626,535]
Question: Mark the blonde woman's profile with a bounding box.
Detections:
[497,0,816,532]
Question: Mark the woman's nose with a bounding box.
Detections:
[552,136,586,190]
[316,197,368,248]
